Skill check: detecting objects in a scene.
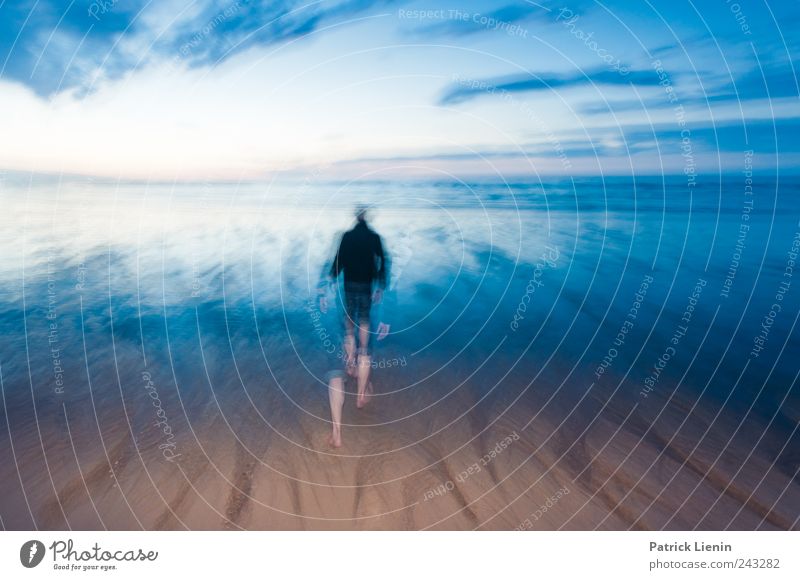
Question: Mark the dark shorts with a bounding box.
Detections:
[324,368,345,384]
[344,282,372,326]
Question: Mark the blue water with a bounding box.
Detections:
[0,175,798,482]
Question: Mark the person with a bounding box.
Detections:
[329,205,388,408]
[314,274,347,448]
[317,205,389,447]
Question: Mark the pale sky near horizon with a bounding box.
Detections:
[0,0,798,181]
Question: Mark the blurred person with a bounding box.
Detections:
[315,275,347,448]
[328,205,388,409]
[317,211,391,447]
[316,275,394,448]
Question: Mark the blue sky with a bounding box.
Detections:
[0,0,798,180]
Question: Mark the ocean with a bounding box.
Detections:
[0,174,797,530]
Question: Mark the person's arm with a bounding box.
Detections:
[322,233,346,312]
[375,279,396,341]
[374,234,388,289]
[330,233,346,280]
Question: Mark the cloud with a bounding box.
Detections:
[0,0,397,97]
[708,61,800,103]
[0,0,144,96]
[163,0,396,66]
[577,57,800,117]
[403,0,598,39]
[621,118,800,155]
[323,117,800,173]
[438,68,659,105]
[408,3,540,38]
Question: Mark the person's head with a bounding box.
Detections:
[355,204,369,223]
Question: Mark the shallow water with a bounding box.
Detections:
[0,175,798,530]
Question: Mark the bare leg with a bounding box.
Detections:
[343,327,356,377]
[358,320,370,356]
[356,321,373,408]
[356,360,374,409]
[328,376,344,448]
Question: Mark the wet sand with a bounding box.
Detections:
[1,346,797,531]
[1,179,798,530]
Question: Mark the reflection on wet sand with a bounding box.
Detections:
[1,296,797,530]
[1,180,798,530]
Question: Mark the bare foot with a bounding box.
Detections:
[356,381,374,409]
[346,359,358,377]
[328,431,342,448]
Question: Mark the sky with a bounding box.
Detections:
[0,0,798,181]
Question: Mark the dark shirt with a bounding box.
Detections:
[330,221,387,287]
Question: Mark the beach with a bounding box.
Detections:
[0,176,798,530]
